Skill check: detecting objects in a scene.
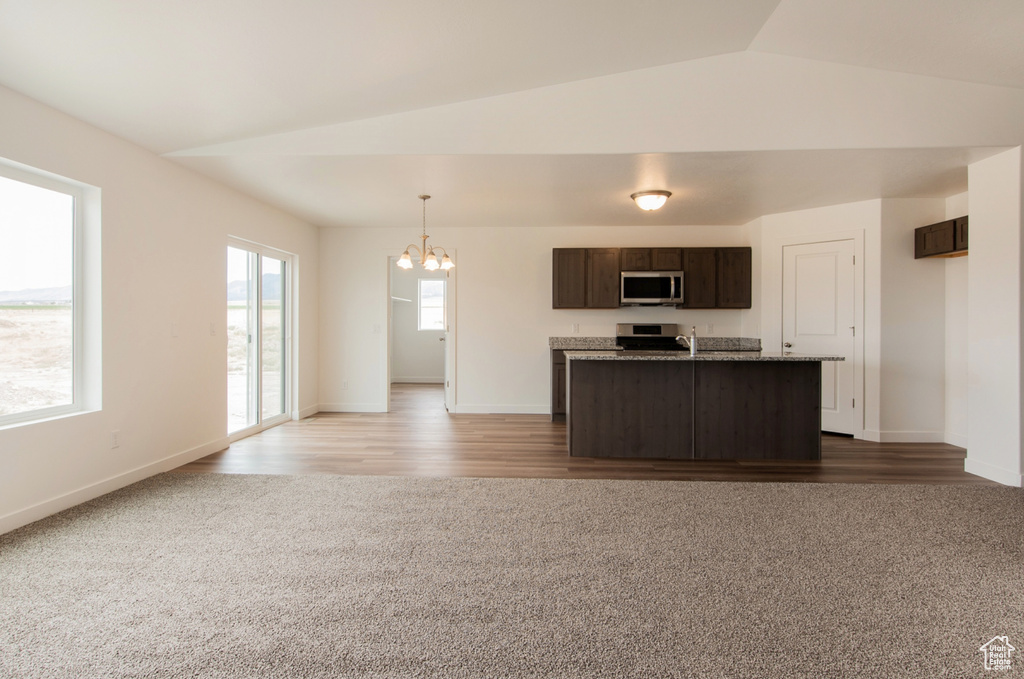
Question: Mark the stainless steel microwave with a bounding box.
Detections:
[620,271,684,305]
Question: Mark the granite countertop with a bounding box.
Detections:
[563,350,844,362]
[550,336,763,351]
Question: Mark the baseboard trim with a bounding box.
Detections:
[861,429,882,443]
[877,431,946,443]
[944,433,968,448]
[390,377,444,384]
[0,436,230,536]
[456,405,549,415]
[296,404,320,420]
[964,458,1023,487]
[319,403,387,413]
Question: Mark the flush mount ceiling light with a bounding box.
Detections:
[630,190,672,211]
[396,195,453,271]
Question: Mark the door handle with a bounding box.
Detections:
[439,337,446,342]
[784,342,793,348]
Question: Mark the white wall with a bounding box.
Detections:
[320,224,755,414]
[0,85,320,534]
[944,192,969,447]
[965,147,1023,486]
[878,198,947,441]
[390,267,445,383]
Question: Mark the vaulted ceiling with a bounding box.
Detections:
[1,0,1023,227]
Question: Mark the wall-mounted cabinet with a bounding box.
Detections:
[552,246,751,309]
[915,216,968,258]
[552,247,620,309]
[716,248,753,308]
[620,247,683,271]
[682,248,717,308]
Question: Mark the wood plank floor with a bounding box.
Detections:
[174,384,994,485]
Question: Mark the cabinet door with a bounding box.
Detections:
[716,248,752,308]
[954,216,969,252]
[553,362,567,414]
[651,248,683,271]
[915,220,955,258]
[620,248,651,271]
[682,248,716,308]
[552,248,587,308]
[587,248,621,308]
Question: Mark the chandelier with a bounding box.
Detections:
[397,195,453,271]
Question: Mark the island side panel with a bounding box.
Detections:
[693,360,821,460]
[568,359,694,459]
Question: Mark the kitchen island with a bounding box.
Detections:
[565,350,844,461]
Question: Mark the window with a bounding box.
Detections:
[418,279,445,331]
[227,242,290,436]
[0,161,95,428]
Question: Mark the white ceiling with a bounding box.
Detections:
[1,0,1023,227]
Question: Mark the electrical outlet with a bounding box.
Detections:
[706,323,714,334]
[341,380,349,390]
[571,323,580,334]
[111,430,121,449]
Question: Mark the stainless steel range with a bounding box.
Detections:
[615,323,688,351]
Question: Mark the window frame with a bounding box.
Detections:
[417,278,446,332]
[0,159,94,429]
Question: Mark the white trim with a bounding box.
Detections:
[876,431,947,443]
[319,403,387,413]
[945,432,968,448]
[457,404,549,415]
[296,404,320,419]
[964,459,1023,487]
[861,429,882,442]
[0,436,229,536]
[391,377,444,384]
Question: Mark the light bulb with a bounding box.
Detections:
[397,251,413,269]
[440,254,454,270]
[424,251,440,271]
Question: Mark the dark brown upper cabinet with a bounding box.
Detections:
[620,248,651,271]
[716,248,752,308]
[954,216,969,252]
[619,248,682,272]
[552,248,587,308]
[552,248,620,309]
[915,216,968,259]
[587,248,621,308]
[682,248,717,308]
[553,245,750,309]
[651,248,683,271]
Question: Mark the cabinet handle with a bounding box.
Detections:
[784,342,792,348]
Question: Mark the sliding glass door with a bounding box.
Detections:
[228,244,289,435]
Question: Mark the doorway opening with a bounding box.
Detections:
[387,255,456,413]
[227,240,293,438]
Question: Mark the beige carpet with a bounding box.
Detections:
[1,473,1022,678]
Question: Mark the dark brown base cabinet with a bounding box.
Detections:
[567,359,822,461]
[550,350,566,419]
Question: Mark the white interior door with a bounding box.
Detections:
[783,240,858,435]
